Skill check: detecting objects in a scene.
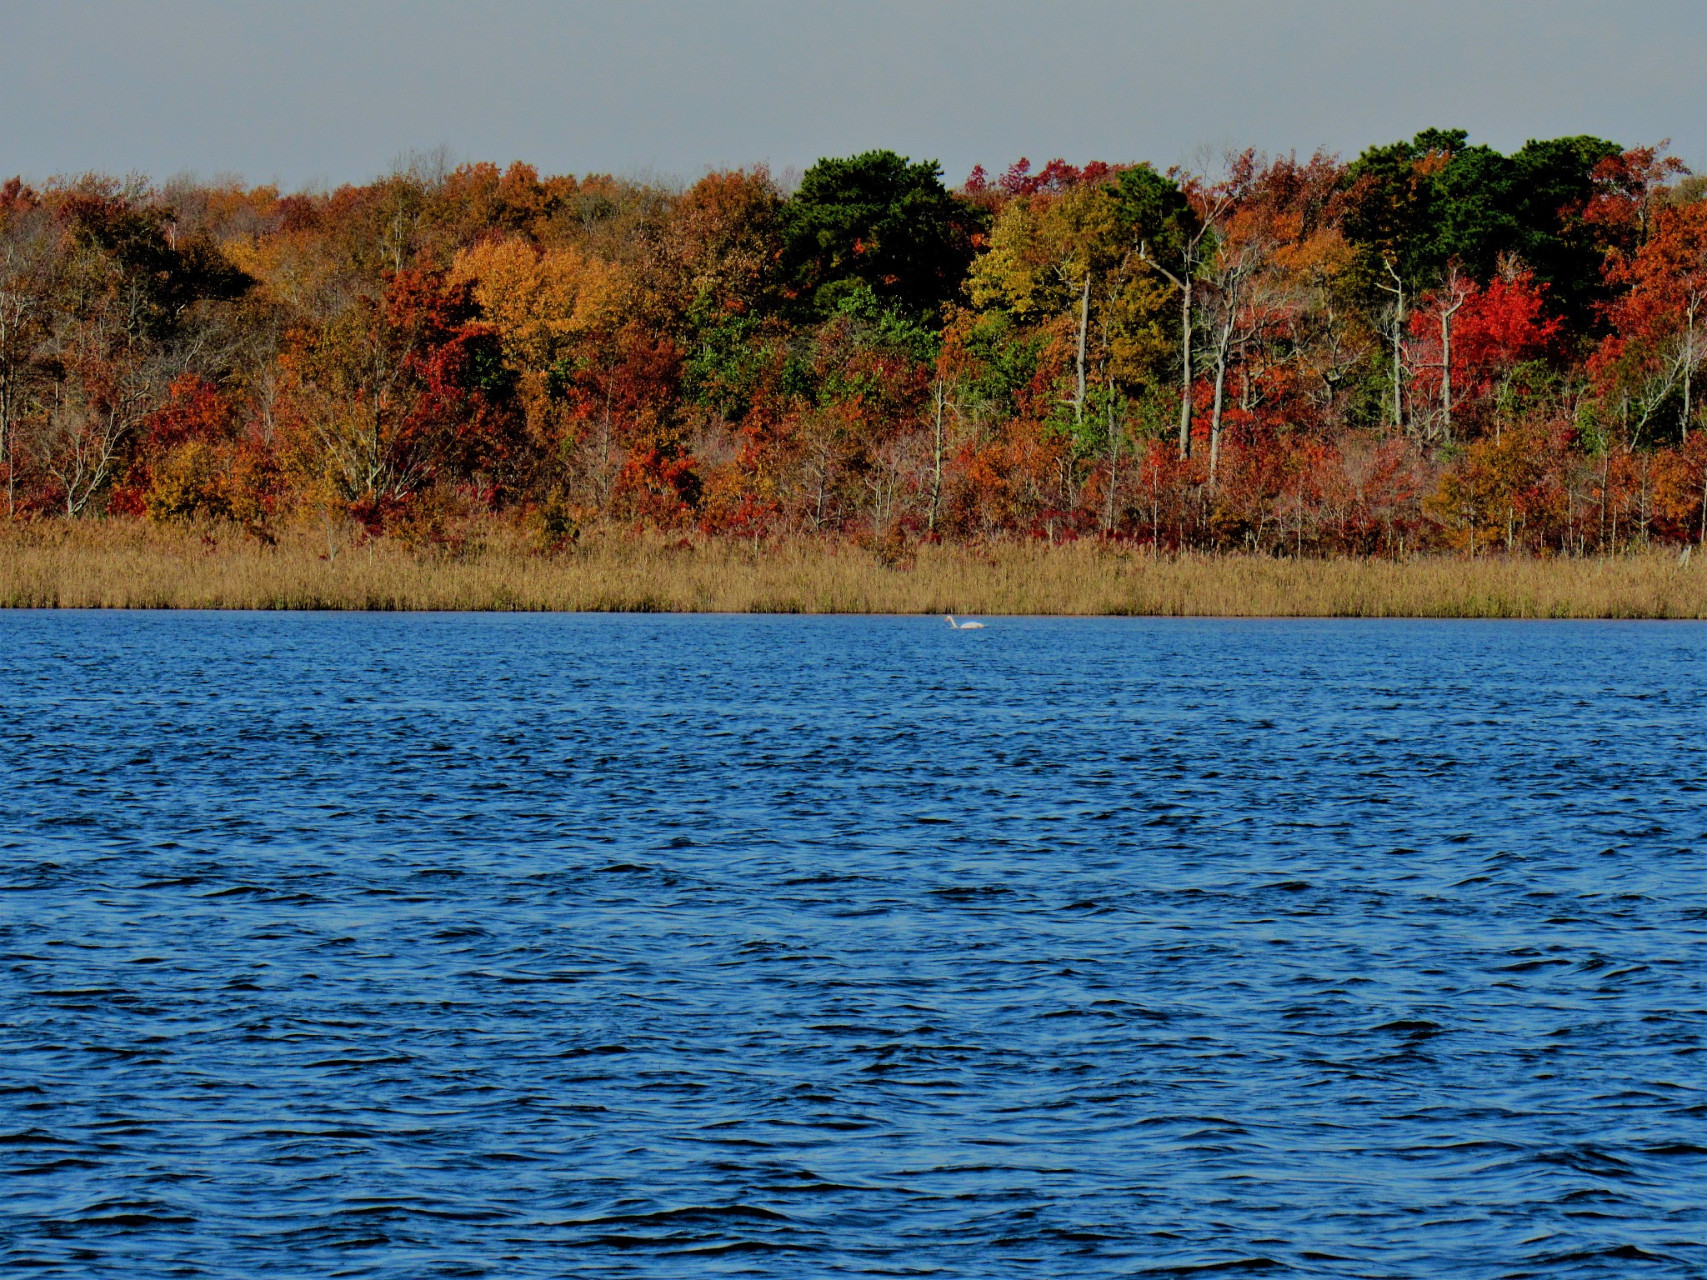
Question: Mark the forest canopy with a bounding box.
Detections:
[2,131,1705,555]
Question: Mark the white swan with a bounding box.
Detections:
[944,615,986,629]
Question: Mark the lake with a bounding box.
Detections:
[2,613,1705,1277]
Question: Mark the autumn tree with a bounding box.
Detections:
[32,183,250,515]
[282,267,522,523]
[1122,164,1215,457]
[1595,198,1707,442]
[667,169,787,426]
[1344,129,1620,317]
[0,180,56,516]
[15,137,1707,554]
[1431,265,1561,439]
[1344,129,1627,433]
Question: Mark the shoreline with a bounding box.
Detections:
[3,523,1706,618]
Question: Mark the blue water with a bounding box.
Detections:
[2,613,1705,1278]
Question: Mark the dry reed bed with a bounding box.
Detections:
[2,523,1705,617]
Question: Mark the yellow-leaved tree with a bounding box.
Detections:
[449,238,616,376]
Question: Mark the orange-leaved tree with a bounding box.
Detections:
[280,267,523,527]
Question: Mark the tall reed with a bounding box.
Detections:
[3,520,1706,617]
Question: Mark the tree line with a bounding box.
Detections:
[2,130,1705,554]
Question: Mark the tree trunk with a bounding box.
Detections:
[1699,459,1706,546]
[1601,449,1610,552]
[1210,322,1233,485]
[1441,307,1453,442]
[1685,302,1696,438]
[1380,258,1406,434]
[1074,274,1090,431]
[1104,378,1119,533]
[928,378,945,534]
[1392,316,1404,431]
[0,367,12,521]
[1437,269,1469,444]
[0,311,11,521]
[1177,280,1194,458]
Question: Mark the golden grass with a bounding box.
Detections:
[2,519,1706,617]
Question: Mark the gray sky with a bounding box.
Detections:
[3,0,1704,190]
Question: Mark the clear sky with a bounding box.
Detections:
[2,0,1703,190]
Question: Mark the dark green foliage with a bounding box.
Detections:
[1506,135,1625,324]
[545,355,581,403]
[957,312,1041,416]
[1112,164,1198,254]
[772,282,938,411]
[61,191,252,338]
[826,281,940,364]
[464,329,514,399]
[1343,129,1620,321]
[1340,138,1438,273]
[681,303,775,420]
[779,150,982,323]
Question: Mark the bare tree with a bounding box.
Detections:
[1201,226,1275,483]
[39,245,173,516]
[42,368,151,516]
[927,375,946,533]
[1072,272,1090,430]
[1376,254,1408,435]
[1102,375,1124,533]
[0,215,56,517]
[1140,217,1215,459]
[1137,170,1233,461]
[1433,261,1472,441]
[1675,261,1707,437]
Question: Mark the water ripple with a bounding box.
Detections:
[1,613,1705,1277]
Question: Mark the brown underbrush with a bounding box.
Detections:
[2,519,1705,617]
